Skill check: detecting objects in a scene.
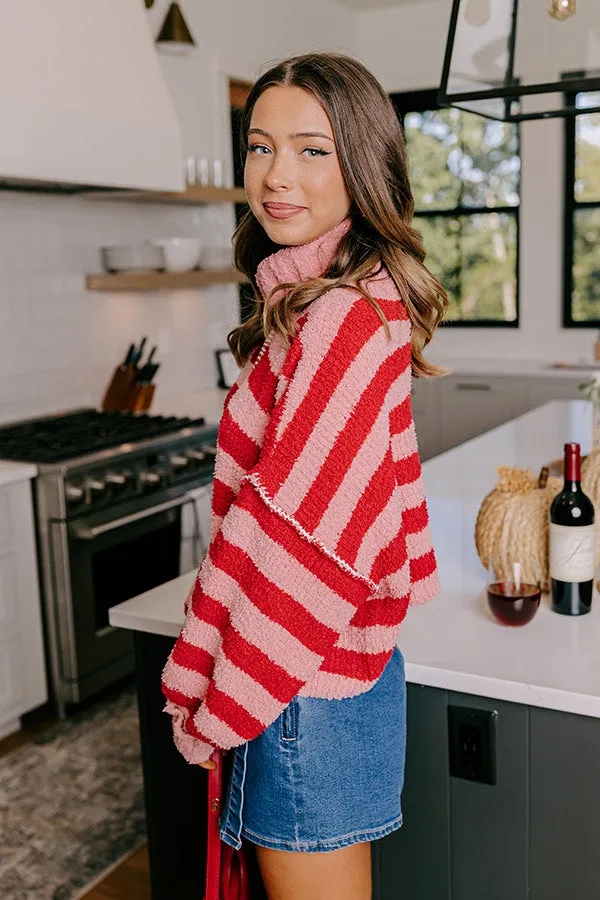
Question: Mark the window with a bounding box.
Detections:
[390,89,520,326]
[564,90,600,327]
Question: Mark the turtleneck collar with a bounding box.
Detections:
[255,215,352,306]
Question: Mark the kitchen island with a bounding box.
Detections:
[110,400,600,900]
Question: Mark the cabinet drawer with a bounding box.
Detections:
[412,377,441,461]
[0,552,18,629]
[0,487,10,548]
[524,377,582,409]
[439,376,522,453]
[0,636,25,712]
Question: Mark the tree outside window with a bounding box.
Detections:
[564,90,600,327]
[390,90,520,326]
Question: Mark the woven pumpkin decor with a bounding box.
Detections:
[475,451,600,593]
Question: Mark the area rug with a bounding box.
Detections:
[0,682,147,899]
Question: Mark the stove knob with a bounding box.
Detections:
[65,483,84,503]
[105,472,128,486]
[187,448,207,462]
[85,477,105,493]
[200,442,217,457]
[170,454,189,470]
[140,469,162,486]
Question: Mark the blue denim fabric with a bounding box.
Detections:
[219,645,406,853]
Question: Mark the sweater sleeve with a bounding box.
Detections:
[160,292,409,764]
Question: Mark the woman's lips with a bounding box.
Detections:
[263,202,306,220]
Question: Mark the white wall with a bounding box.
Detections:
[0,0,355,425]
[356,0,596,364]
[0,191,241,424]
[145,0,356,174]
[1,0,593,429]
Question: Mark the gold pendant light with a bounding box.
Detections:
[548,0,577,21]
[156,2,196,53]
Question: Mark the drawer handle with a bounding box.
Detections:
[455,383,492,391]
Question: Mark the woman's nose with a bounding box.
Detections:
[264,153,294,191]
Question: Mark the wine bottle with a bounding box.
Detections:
[550,442,596,615]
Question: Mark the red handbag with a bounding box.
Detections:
[204,748,250,900]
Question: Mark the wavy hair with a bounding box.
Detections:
[228,51,449,379]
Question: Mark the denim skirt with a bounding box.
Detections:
[218,644,406,853]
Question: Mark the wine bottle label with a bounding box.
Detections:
[549,523,596,582]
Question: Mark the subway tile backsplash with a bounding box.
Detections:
[0,189,240,425]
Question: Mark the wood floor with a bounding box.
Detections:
[79,845,151,900]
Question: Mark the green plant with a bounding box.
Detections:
[580,377,600,408]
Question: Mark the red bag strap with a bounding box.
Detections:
[204,748,251,900]
[204,749,223,900]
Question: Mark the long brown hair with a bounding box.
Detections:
[228,51,449,379]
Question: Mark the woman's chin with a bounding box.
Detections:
[260,215,313,246]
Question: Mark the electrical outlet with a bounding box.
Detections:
[448,705,497,785]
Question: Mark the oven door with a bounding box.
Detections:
[53,484,211,701]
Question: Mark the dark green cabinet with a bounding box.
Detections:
[132,633,600,899]
[373,684,600,900]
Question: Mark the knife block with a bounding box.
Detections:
[102,364,155,412]
[131,384,156,412]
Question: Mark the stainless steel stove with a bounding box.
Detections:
[0,407,218,716]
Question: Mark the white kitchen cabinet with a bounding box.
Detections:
[412,376,442,462]
[0,474,47,739]
[524,376,582,408]
[439,375,524,454]
[428,373,584,457]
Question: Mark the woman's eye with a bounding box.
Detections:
[247,145,331,158]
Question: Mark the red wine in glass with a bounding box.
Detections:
[487,580,541,626]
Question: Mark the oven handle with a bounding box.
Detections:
[70,487,210,540]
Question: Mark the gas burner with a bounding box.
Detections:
[0,408,206,464]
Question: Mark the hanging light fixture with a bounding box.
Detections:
[548,0,576,21]
[438,0,600,121]
[155,2,196,54]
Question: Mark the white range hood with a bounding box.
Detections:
[0,0,185,191]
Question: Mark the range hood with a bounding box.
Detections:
[0,0,184,191]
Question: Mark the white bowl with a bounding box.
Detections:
[151,237,203,272]
[200,246,233,270]
[101,243,164,273]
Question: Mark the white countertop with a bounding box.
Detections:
[432,357,598,379]
[109,399,600,718]
[0,460,37,486]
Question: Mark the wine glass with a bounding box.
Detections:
[486,553,541,626]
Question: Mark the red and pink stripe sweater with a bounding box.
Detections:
[161,216,439,764]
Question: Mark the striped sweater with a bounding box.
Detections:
[161,215,439,764]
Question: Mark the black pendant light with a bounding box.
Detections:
[155,2,196,53]
[438,0,600,121]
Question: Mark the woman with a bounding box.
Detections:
[161,51,447,900]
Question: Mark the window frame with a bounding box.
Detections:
[563,87,600,329]
[390,88,521,329]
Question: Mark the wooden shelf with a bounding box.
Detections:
[86,268,249,292]
[81,185,247,205]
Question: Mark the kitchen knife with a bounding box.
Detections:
[135,362,160,385]
[122,343,135,367]
[133,336,147,368]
